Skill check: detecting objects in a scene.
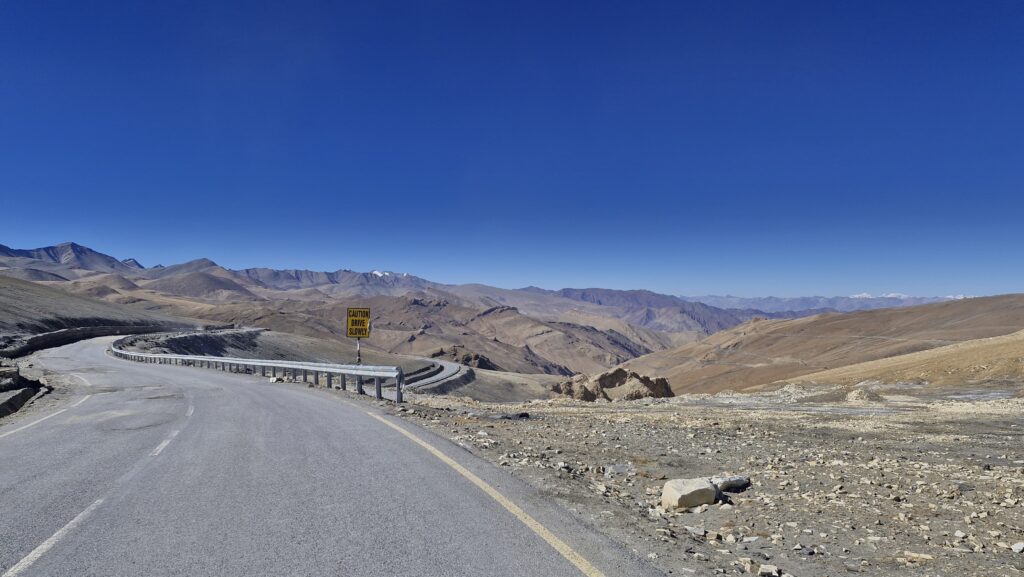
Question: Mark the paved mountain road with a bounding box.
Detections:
[0,338,662,577]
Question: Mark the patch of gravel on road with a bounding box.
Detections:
[390,393,1024,577]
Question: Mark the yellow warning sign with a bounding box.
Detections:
[346,308,371,338]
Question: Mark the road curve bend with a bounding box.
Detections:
[0,337,662,577]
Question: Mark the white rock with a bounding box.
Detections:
[1013,542,1024,554]
[661,478,718,509]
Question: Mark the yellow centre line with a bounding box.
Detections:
[364,411,608,577]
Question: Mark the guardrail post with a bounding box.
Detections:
[374,377,382,400]
[326,373,333,388]
[356,375,364,395]
[314,372,320,387]
[340,374,347,391]
[302,369,308,383]
[395,372,404,404]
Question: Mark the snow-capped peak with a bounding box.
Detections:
[850,292,873,299]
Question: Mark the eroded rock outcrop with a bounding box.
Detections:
[550,368,673,402]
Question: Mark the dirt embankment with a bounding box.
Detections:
[0,363,49,418]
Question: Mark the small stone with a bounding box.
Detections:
[757,565,780,577]
[1012,542,1024,554]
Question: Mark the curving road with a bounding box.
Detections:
[0,337,661,577]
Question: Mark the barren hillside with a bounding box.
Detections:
[623,294,1024,393]
[0,276,184,349]
[139,272,262,301]
[781,328,1024,390]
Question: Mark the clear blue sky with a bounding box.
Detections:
[1,1,1021,297]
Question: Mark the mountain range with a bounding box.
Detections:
[679,294,957,313]
[0,241,976,379]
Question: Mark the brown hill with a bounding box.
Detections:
[622,294,1024,394]
[141,272,262,302]
[783,329,1024,390]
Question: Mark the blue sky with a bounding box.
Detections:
[1,1,1021,297]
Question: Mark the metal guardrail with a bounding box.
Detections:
[109,345,406,403]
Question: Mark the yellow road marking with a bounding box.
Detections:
[364,411,608,577]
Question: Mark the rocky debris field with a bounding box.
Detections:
[390,393,1024,576]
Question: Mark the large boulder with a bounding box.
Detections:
[661,478,718,509]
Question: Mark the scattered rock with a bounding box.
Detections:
[1012,542,1024,554]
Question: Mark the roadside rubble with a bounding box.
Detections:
[393,393,1024,576]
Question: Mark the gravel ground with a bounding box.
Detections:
[390,391,1024,577]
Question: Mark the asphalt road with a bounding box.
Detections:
[0,338,662,577]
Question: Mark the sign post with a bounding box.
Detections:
[346,307,371,361]
[346,308,371,395]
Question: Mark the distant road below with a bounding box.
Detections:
[0,338,659,577]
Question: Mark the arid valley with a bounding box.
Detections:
[3,241,1022,577]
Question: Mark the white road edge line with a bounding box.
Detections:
[71,394,92,408]
[150,438,172,457]
[363,410,609,577]
[185,405,194,417]
[1,498,104,577]
[72,373,93,387]
[0,409,67,440]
